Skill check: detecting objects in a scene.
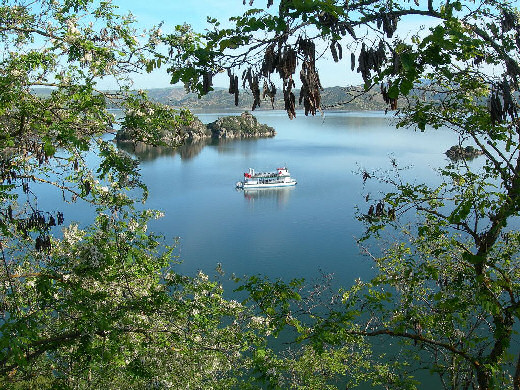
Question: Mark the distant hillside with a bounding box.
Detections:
[145,86,390,112]
[30,85,393,111]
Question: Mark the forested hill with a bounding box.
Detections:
[144,86,390,111]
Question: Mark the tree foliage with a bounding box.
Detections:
[0,1,268,388]
[164,0,520,389]
[3,0,520,389]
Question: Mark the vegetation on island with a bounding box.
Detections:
[1,1,520,390]
[206,112,276,138]
[116,111,275,145]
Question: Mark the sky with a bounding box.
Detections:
[107,0,438,90]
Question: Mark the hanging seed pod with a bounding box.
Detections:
[227,70,240,106]
[298,37,315,63]
[277,47,297,80]
[351,52,356,71]
[228,69,235,94]
[381,12,398,38]
[328,41,342,62]
[234,76,239,106]
[261,43,277,76]
[249,74,261,110]
[357,43,371,83]
[283,77,296,119]
[331,42,339,62]
[35,235,51,252]
[299,60,323,116]
[262,80,277,109]
[35,236,42,251]
[83,179,91,195]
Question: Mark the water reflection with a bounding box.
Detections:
[117,137,261,161]
[239,186,295,206]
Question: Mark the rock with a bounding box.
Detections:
[445,145,483,160]
[179,117,211,142]
[206,112,275,139]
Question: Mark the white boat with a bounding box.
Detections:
[235,167,297,189]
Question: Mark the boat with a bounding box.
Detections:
[235,167,297,189]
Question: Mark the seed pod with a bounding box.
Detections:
[234,76,239,106]
[331,42,338,62]
[83,179,91,195]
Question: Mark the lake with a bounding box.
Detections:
[121,110,459,287]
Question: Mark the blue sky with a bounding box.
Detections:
[108,1,437,90]
[108,0,259,89]
[113,0,242,31]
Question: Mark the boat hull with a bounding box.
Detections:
[241,180,297,189]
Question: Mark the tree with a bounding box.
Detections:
[164,0,520,388]
[4,0,520,389]
[0,1,272,388]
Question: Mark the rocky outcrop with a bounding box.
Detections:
[179,117,211,142]
[206,112,275,139]
[116,112,274,146]
[445,145,483,160]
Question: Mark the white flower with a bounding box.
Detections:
[63,224,85,245]
[82,51,93,62]
[227,300,242,309]
[197,270,209,282]
[66,19,79,35]
[128,220,138,232]
[85,244,102,267]
[250,316,265,326]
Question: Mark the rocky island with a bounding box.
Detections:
[445,145,483,160]
[206,112,275,139]
[116,111,275,146]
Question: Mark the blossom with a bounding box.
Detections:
[66,19,79,35]
[62,224,85,245]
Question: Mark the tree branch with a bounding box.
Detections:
[345,328,481,370]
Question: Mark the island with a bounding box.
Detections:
[116,111,275,146]
[445,145,483,161]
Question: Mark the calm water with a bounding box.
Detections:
[124,110,458,285]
